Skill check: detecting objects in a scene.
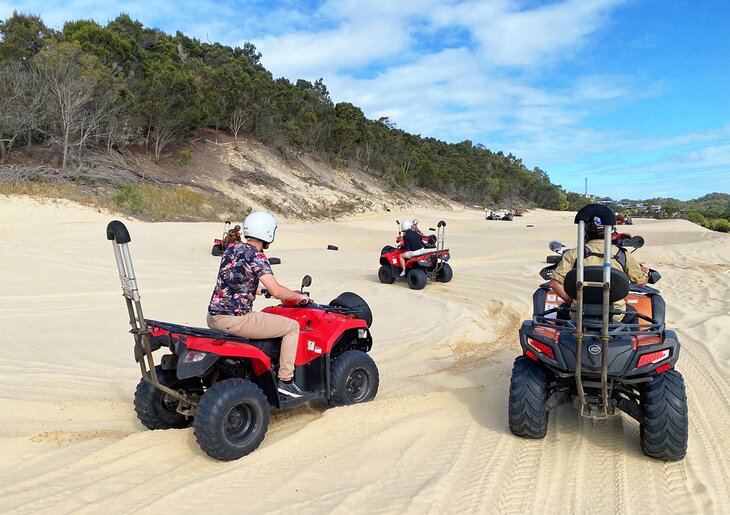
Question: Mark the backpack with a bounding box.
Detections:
[580,246,628,272]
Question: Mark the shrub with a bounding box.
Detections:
[708,218,730,233]
[175,148,193,166]
[685,211,707,227]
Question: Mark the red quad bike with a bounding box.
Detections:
[107,220,379,461]
[212,220,235,256]
[378,220,453,290]
[509,204,688,461]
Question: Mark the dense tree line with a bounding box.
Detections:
[0,12,570,209]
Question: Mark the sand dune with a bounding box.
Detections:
[1,196,729,514]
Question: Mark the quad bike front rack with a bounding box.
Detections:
[573,211,615,420]
[106,220,198,414]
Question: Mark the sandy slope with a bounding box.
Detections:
[1,196,729,514]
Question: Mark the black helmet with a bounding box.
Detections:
[575,204,616,235]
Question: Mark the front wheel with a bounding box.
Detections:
[193,379,270,461]
[407,268,428,290]
[436,263,453,282]
[508,356,549,439]
[640,369,688,461]
[134,366,202,430]
[330,350,379,406]
[378,264,396,284]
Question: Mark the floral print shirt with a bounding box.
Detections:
[208,242,273,316]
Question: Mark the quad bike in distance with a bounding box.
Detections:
[509,204,688,461]
[378,220,453,290]
[107,220,379,461]
[211,220,239,256]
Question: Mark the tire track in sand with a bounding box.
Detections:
[675,333,730,508]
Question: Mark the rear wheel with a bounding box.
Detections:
[212,245,222,256]
[640,369,688,461]
[193,379,270,461]
[378,264,396,284]
[508,356,549,439]
[134,366,202,430]
[330,350,379,406]
[407,268,428,290]
[329,292,373,328]
[436,263,453,282]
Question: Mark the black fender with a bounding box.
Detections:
[331,328,373,357]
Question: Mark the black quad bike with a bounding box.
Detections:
[378,221,452,289]
[509,204,688,461]
[107,221,378,461]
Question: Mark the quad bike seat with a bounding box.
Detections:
[563,266,629,323]
[146,320,283,359]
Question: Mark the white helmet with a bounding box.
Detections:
[243,211,277,244]
[400,219,411,232]
[411,218,419,228]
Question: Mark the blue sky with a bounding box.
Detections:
[3,0,728,200]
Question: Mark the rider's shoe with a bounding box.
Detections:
[277,379,304,398]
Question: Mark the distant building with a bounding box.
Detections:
[650,205,662,212]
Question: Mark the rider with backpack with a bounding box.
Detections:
[549,215,649,322]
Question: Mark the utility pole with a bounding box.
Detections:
[584,177,588,197]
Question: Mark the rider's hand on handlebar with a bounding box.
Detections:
[296,292,310,305]
[640,264,650,274]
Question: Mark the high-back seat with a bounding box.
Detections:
[563,266,630,323]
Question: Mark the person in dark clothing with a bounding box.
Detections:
[398,222,430,277]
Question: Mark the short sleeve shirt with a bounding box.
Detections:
[551,239,646,320]
[208,242,273,316]
[403,230,424,251]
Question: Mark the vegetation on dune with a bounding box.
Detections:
[0,11,569,216]
[566,192,730,234]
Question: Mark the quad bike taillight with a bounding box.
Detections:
[526,337,554,359]
[636,348,670,368]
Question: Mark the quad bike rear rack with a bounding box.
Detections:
[431,221,448,276]
[106,221,198,414]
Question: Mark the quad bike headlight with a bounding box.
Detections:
[184,350,208,363]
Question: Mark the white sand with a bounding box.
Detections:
[1,195,729,514]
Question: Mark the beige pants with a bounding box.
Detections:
[207,312,300,381]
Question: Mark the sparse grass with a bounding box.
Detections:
[309,198,363,220]
[175,148,193,167]
[1,181,248,222]
[0,180,103,207]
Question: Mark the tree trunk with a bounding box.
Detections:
[62,125,70,169]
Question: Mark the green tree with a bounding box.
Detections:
[0,12,55,62]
